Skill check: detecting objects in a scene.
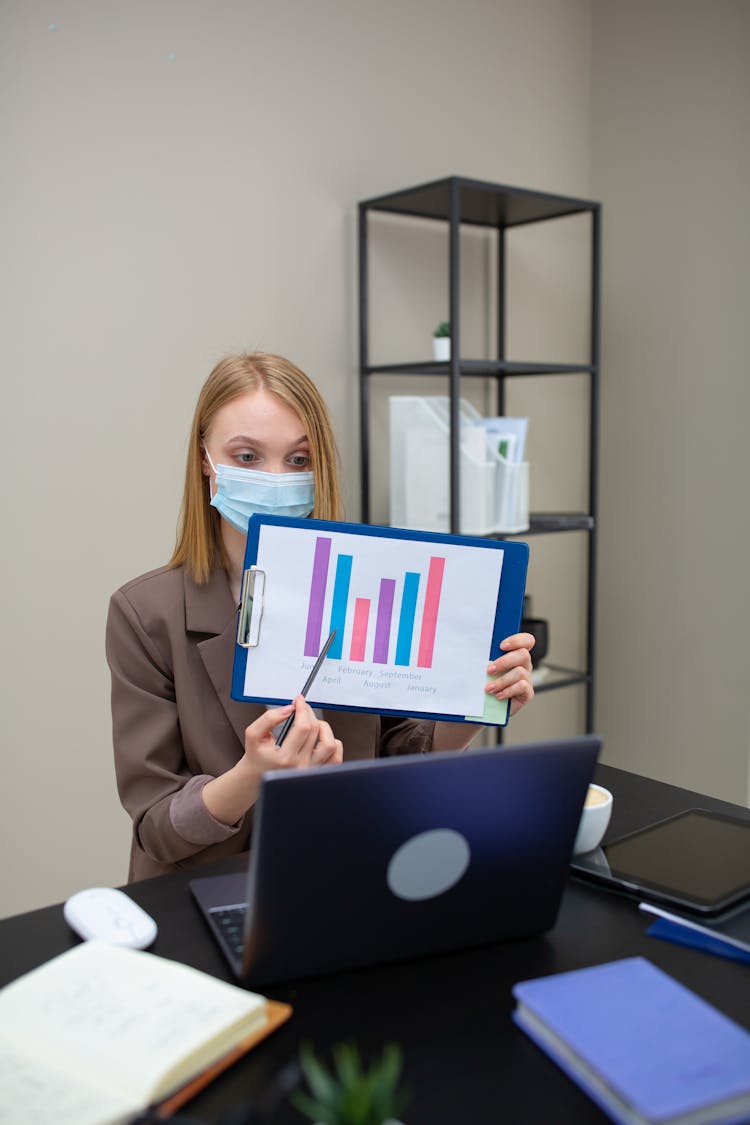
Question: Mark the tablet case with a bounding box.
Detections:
[570,809,750,916]
[231,515,528,726]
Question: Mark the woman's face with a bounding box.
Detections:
[202,388,312,484]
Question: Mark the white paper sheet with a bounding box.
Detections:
[243,524,504,717]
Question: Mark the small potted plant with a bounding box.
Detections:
[432,320,451,361]
[292,1042,410,1125]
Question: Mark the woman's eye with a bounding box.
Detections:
[289,454,311,468]
[237,452,257,465]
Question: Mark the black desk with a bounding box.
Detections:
[3,764,749,1124]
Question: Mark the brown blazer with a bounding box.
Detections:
[106,564,435,882]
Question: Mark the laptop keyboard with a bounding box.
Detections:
[210,904,247,959]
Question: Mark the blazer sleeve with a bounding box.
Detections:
[106,588,242,868]
[378,714,436,756]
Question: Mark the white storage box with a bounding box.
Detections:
[389,396,529,535]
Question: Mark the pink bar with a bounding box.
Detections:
[417,556,445,668]
[350,598,370,661]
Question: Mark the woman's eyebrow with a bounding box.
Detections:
[225,434,261,445]
[225,433,309,447]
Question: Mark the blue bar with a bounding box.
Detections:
[328,554,353,659]
[395,572,420,666]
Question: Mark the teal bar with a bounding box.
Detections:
[395,572,420,666]
[328,554,353,659]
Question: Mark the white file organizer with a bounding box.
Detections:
[389,396,529,535]
[495,451,529,533]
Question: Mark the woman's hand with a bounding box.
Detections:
[485,632,535,717]
[243,695,343,774]
[202,697,343,828]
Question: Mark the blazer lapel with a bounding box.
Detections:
[186,569,263,746]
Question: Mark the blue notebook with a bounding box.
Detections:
[512,957,750,1125]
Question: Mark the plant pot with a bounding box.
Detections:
[432,336,450,361]
[521,616,549,665]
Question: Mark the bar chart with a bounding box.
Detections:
[304,535,446,668]
[243,519,512,722]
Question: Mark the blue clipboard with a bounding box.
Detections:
[231,515,529,727]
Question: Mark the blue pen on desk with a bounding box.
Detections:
[275,629,337,746]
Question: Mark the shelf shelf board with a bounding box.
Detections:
[482,514,594,536]
[361,175,599,229]
[532,664,591,693]
[369,516,593,537]
[364,360,595,378]
[527,513,595,534]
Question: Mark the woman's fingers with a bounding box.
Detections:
[244,703,293,753]
[486,633,535,716]
[309,721,344,766]
[271,700,343,768]
[487,643,532,683]
[499,631,536,656]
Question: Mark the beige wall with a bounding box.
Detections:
[1,0,593,916]
[590,0,750,802]
[1,0,746,918]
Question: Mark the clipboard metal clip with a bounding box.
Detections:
[236,566,265,648]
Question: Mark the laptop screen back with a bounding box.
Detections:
[209,735,601,986]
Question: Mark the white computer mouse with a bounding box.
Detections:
[63,887,158,949]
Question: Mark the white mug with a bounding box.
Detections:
[573,783,613,855]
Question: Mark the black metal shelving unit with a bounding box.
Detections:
[358,175,601,732]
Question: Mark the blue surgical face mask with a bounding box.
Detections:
[205,451,315,533]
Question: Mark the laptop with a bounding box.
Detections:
[190,734,601,987]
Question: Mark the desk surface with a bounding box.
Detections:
[2,763,749,1124]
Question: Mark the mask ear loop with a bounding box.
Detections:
[202,446,217,500]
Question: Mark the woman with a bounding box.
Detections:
[107,353,535,881]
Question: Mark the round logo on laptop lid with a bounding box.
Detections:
[386,828,471,901]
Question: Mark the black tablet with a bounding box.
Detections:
[570,808,750,916]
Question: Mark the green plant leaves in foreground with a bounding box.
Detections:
[292,1042,410,1125]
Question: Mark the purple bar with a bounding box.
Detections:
[373,578,396,664]
[304,536,332,657]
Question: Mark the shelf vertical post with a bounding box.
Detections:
[586,204,602,732]
[496,222,506,416]
[449,178,461,535]
[358,202,370,524]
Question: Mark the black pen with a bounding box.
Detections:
[275,629,337,746]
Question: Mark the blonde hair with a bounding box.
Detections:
[170,353,344,583]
